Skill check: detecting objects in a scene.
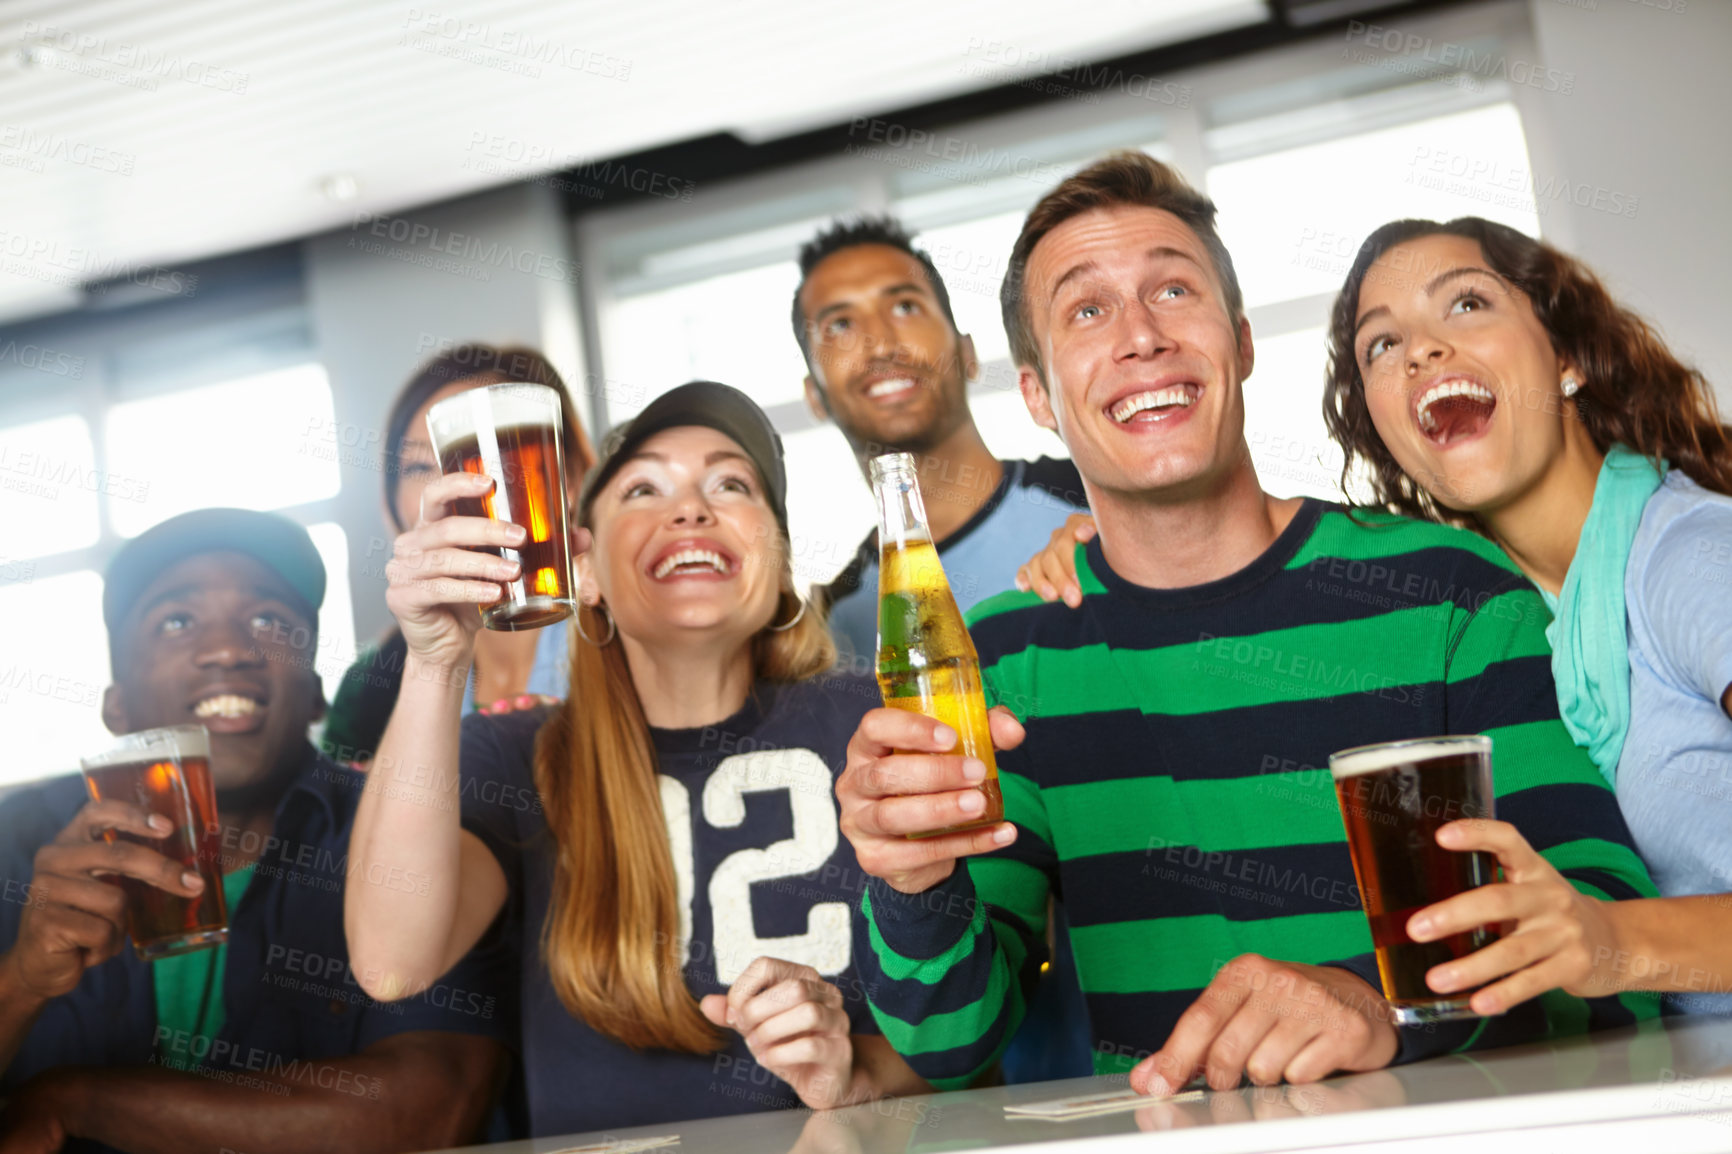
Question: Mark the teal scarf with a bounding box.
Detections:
[1537,445,1666,786]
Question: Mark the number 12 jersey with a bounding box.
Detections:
[458,673,881,1138]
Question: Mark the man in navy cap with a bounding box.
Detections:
[0,509,512,1153]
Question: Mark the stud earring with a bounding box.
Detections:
[1561,375,1581,398]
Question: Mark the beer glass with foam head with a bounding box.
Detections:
[425,382,575,630]
[1330,735,1501,1024]
[81,725,227,960]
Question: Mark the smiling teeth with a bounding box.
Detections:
[195,694,257,719]
[866,378,916,399]
[1416,380,1495,431]
[1112,386,1194,423]
[653,549,728,579]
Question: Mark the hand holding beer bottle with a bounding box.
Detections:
[835,453,1019,895]
[837,703,1022,895]
[870,453,1004,835]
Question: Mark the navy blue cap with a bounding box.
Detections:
[103,508,327,639]
[578,381,788,532]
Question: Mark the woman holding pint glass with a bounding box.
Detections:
[1323,218,1732,1018]
[345,381,926,1137]
[322,345,596,766]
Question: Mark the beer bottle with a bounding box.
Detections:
[870,452,1004,836]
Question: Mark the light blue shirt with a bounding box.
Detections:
[1614,471,1732,1016]
[460,618,572,712]
[824,457,1088,671]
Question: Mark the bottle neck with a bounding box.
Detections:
[872,465,932,551]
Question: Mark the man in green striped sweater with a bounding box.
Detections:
[834,151,1659,1097]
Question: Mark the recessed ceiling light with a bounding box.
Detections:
[318,173,361,201]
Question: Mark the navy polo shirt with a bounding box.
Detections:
[0,745,516,1103]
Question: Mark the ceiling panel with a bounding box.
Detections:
[0,0,1269,323]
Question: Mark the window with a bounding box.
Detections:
[307,522,357,704]
[1242,326,1346,501]
[781,425,874,588]
[907,210,1026,366]
[576,3,1547,554]
[1210,102,1539,311]
[0,570,111,788]
[780,390,1066,591]
[602,262,807,424]
[0,414,101,558]
[104,363,341,537]
[0,346,356,788]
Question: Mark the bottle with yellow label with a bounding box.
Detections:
[870,452,1004,837]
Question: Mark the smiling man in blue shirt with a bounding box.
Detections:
[0,509,512,1154]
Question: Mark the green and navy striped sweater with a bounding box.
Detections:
[857,501,1660,1087]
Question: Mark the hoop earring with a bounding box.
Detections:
[575,602,615,646]
[768,597,807,633]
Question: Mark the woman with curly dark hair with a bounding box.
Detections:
[1323,217,1732,1018]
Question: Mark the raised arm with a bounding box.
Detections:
[344,470,531,1000]
[1,1030,506,1154]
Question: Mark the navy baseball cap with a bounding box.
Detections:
[103,508,327,643]
[578,381,788,532]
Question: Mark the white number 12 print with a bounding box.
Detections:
[660,749,851,985]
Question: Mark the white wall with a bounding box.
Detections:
[1525,0,1732,407]
[303,182,587,643]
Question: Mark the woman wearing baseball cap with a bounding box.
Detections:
[345,382,924,1136]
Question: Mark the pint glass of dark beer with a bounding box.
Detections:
[80,725,227,961]
[426,382,575,630]
[1330,735,1500,1024]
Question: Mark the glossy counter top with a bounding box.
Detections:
[436,1013,1732,1154]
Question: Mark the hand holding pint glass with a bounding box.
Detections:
[425,382,576,631]
[1331,736,1501,1025]
[79,725,228,961]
